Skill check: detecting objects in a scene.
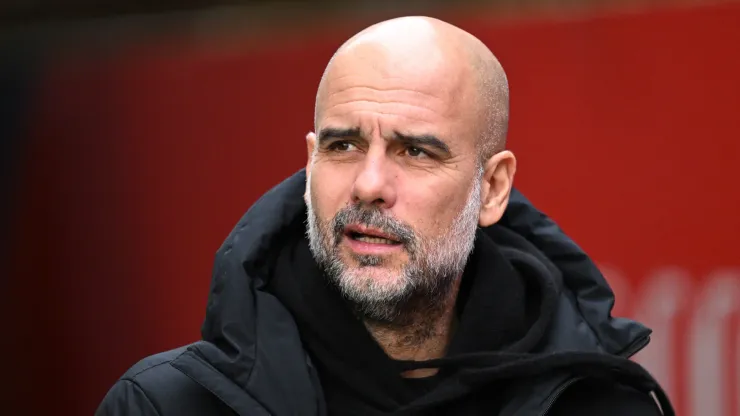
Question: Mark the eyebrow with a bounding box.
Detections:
[394,131,451,156]
[317,127,451,157]
[317,127,361,143]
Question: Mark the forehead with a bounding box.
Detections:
[318,44,481,144]
[324,42,465,106]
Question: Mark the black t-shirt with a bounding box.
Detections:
[402,375,441,397]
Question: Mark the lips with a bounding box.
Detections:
[344,224,402,245]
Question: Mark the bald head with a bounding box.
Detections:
[314,16,509,162]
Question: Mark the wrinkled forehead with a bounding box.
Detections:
[318,41,477,119]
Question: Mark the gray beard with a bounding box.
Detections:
[305,168,482,328]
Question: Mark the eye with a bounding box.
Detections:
[406,146,428,158]
[328,141,356,152]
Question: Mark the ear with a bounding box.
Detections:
[305,132,317,203]
[478,150,516,227]
[305,132,317,172]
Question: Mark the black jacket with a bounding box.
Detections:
[96,170,673,416]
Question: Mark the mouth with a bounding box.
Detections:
[343,225,403,249]
[348,232,400,245]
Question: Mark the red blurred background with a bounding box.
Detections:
[3,2,739,415]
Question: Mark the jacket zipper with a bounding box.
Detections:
[539,333,652,415]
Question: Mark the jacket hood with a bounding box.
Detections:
[194,169,655,413]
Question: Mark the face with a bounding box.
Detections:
[306,166,481,322]
[305,42,502,323]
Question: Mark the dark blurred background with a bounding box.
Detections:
[2,0,739,415]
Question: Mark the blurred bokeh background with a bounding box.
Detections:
[2,0,739,415]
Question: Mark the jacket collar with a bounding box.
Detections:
[192,169,653,414]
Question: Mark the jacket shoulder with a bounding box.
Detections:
[96,344,233,416]
[120,344,193,381]
[548,379,663,416]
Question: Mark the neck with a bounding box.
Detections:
[364,275,462,378]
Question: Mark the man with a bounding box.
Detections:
[97,17,673,416]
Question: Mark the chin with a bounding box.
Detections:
[338,267,412,301]
[341,246,408,267]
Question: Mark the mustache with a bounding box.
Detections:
[332,205,416,247]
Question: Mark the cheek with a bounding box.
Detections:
[403,185,469,235]
[310,168,353,218]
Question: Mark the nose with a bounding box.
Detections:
[351,150,397,209]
